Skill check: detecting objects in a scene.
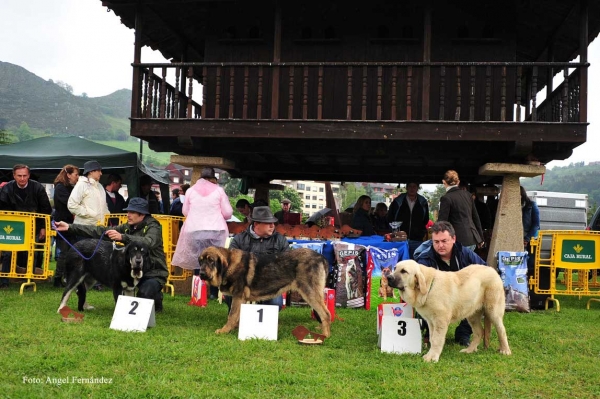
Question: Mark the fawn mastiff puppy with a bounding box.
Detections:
[387,259,511,362]
[198,246,331,336]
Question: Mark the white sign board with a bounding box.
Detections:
[110,296,156,332]
[377,302,414,335]
[238,304,279,341]
[379,317,422,355]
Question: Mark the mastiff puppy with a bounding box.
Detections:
[198,247,331,337]
[387,260,511,362]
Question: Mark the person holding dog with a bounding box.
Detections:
[414,220,486,347]
[54,198,168,312]
[228,206,290,310]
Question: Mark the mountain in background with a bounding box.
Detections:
[521,162,600,209]
[0,61,131,140]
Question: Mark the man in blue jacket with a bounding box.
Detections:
[415,220,486,346]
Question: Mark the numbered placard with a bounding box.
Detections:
[110,295,156,332]
[379,317,422,354]
[238,304,279,341]
[377,302,414,335]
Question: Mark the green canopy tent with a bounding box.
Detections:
[0,136,170,208]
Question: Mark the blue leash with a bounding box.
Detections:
[52,222,110,261]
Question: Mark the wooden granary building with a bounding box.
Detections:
[102,0,599,263]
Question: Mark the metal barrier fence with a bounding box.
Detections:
[529,230,600,311]
[103,214,191,296]
[0,211,55,294]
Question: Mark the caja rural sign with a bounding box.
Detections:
[556,234,599,268]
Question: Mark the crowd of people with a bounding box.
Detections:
[1,164,539,344]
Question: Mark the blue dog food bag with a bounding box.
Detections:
[497,251,530,313]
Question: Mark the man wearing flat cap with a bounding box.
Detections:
[228,206,290,309]
[274,198,297,225]
[55,198,169,311]
[68,160,109,226]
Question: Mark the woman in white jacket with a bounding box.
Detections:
[68,160,109,226]
[172,167,233,271]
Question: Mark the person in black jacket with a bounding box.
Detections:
[104,173,126,215]
[387,182,430,258]
[351,195,376,236]
[438,170,484,250]
[0,164,53,288]
[228,206,290,309]
[51,164,80,287]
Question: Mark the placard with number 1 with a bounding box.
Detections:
[238,304,279,341]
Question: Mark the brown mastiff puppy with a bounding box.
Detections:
[387,259,511,362]
[198,247,331,337]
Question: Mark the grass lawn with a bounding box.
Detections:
[1,272,599,399]
[94,140,173,167]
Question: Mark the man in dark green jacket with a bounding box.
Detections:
[54,198,168,311]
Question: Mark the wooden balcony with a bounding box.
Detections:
[130,61,588,183]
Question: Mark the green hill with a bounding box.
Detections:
[520,162,600,209]
[0,61,131,140]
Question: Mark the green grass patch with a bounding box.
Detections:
[1,276,599,398]
[94,140,173,167]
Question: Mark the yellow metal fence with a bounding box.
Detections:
[529,230,600,311]
[0,211,55,294]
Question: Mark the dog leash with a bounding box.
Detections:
[51,221,109,261]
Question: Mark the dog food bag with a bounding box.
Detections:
[497,251,530,313]
[365,247,401,310]
[368,247,401,277]
[332,241,366,308]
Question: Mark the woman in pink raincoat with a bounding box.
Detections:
[171,167,233,272]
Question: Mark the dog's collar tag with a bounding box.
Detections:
[113,241,126,251]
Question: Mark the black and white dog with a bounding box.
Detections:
[57,239,149,312]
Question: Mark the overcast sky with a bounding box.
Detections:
[0,0,598,167]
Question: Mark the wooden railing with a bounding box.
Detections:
[131,62,588,123]
[537,69,581,122]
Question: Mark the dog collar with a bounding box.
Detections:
[427,278,435,294]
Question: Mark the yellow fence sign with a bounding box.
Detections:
[0,211,55,294]
[529,230,600,311]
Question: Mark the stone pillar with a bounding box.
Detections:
[479,163,546,269]
[170,155,235,185]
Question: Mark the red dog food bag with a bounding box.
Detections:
[332,241,366,308]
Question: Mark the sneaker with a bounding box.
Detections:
[83,303,95,310]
